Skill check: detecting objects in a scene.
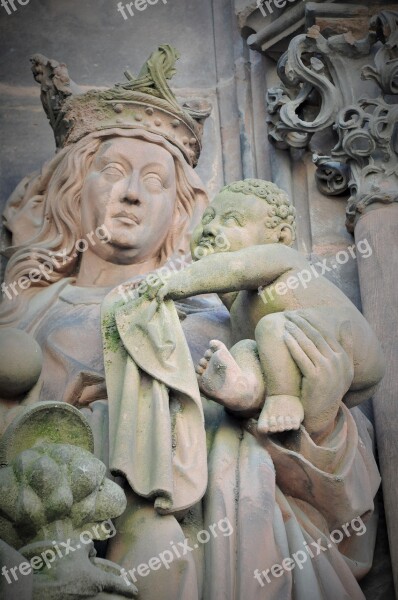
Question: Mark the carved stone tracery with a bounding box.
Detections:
[264,5,398,231]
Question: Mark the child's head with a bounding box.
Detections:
[191,179,296,257]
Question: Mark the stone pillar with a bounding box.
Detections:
[312,16,398,587]
[354,205,398,589]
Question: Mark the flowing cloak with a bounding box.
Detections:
[100,288,381,600]
[202,406,380,600]
[101,289,208,516]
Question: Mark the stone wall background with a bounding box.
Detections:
[0,0,394,596]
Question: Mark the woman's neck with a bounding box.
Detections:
[75,248,159,287]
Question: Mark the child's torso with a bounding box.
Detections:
[225,269,363,342]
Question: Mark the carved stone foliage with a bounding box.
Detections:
[362,10,398,95]
[316,96,398,231]
[265,5,398,231]
[0,403,136,599]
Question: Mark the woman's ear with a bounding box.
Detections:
[278,224,295,246]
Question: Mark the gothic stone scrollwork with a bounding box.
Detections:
[362,10,398,95]
[265,20,373,150]
[330,97,398,231]
[266,6,398,232]
[313,11,398,231]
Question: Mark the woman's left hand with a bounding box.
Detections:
[283,312,354,442]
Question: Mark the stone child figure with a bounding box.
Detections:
[152,179,385,434]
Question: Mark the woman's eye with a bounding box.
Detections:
[143,174,163,189]
[102,165,125,177]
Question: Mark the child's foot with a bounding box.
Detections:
[257,395,304,434]
[196,340,261,411]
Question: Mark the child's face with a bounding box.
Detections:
[191,192,278,257]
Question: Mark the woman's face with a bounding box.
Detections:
[80,137,177,264]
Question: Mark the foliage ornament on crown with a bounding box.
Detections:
[30,44,211,166]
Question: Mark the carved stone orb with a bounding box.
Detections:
[0,328,42,397]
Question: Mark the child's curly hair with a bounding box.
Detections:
[221,179,296,239]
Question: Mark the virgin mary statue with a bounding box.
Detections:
[0,46,380,600]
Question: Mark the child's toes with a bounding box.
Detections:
[209,339,224,352]
[291,417,301,430]
[276,416,286,431]
[283,416,292,430]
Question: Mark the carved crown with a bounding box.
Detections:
[30,45,211,166]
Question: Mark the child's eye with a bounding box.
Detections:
[222,213,243,226]
[202,211,215,225]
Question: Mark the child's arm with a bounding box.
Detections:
[161,244,306,301]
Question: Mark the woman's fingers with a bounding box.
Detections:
[283,330,314,376]
[285,312,331,358]
[285,317,319,364]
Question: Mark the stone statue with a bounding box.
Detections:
[149,179,385,435]
[0,45,382,600]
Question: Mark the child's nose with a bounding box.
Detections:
[202,222,220,237]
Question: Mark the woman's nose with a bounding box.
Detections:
[121,175,141,206]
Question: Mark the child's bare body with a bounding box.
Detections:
[154,180,384,434]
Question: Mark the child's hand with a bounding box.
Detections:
[140,279,169,302]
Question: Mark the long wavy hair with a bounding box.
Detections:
[0,128,208,326]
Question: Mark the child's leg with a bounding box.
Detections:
[286,306,384,408]
[255,313,304,433]
[196,339,265,415]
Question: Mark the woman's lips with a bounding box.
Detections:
[113,212,140,225]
